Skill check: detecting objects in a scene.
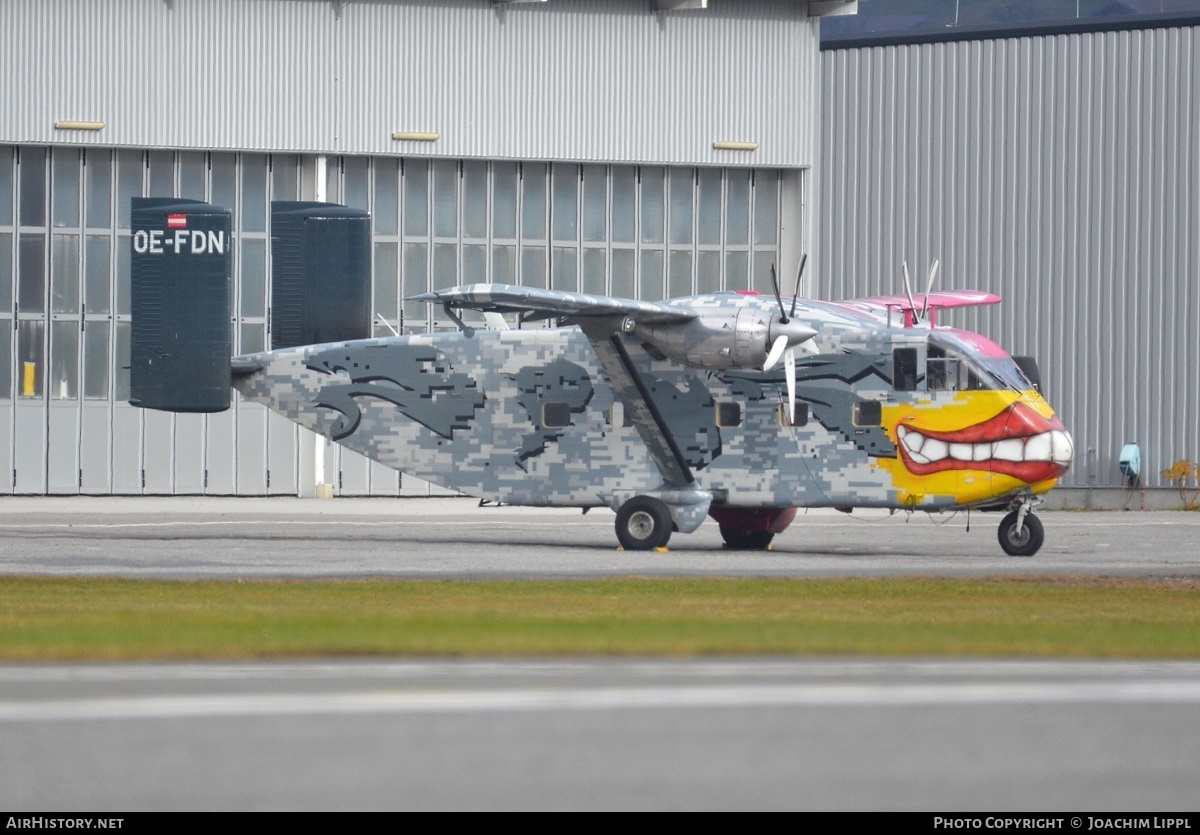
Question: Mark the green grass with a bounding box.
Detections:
[2,576,1198,661]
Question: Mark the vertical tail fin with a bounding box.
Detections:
[270,202,372,349]
[129,198,232,413]
[129,199,373,413]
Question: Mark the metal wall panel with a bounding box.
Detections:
[0,410,12,496]
[142,410,173,492]
[111,406,143,493]
[266,411,298,495]
[2,0,818,168]
[205,409,238,494]
[80,403,112,494]
[235,403,269,493]
[337,446,372,497]
[820,25,1200,487]
[14,404,45,493]
[369,461,400,497]
[1,0,338,153]
[174,413,206,493]
[341,0,820,166]
[46,405,79,494]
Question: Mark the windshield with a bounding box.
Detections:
[926,332,1032,392]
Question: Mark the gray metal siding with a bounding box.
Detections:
[5,0,818,168]
[820,25,1200,488]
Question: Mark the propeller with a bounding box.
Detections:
[902,261,917,319]
[764,333,789,371]
[902,258,941,326]
[769,264,788,323]
[919,258,940,322]
[764,254,814,425]
[789,253,807,320]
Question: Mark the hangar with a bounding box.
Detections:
[2,0,1196,501]
[820,8,1200,501]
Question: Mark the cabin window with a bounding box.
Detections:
[715,401,742,428]
[542,401,572,428]
[893,348,918,392]
[853,399,882,427]
[925,343,954,390]
[609,400,633,427]
[778,402,809,428]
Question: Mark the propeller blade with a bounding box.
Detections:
[785,346,797,426]
[789,253,808,320]
[920,258,940,322]
[769,264,788,323]
[763,334,788,372]
[901,260,918,325]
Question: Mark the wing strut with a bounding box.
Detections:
[578,319,694,488]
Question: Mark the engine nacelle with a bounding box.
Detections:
[630,308,815,371]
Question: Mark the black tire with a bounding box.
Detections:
[615,496,673,551]
[718,525,775,550]
[997,510,1044,557]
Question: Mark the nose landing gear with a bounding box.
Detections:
[997,497,1045,557]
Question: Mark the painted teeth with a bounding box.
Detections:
[1051,430,1074,465]
[992,438,1025,462]
[898,425,1074,466]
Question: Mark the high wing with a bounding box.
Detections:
[412,283,697,325]
[415,283,705,489]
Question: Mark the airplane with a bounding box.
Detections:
[129,198,1074,556]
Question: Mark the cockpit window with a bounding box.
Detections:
[926,333,1032,392]
[893,347,919,392]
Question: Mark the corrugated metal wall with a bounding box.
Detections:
[3,0,819,168]
[820,24,1200,488]
[1,0,824,497]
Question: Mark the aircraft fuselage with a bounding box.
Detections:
[232,294,1072,516]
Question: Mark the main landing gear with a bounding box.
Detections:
[718,527,776,550]
[997,499,1045,557]
[614,496,674,551]
[613,499,799,552]
[709,507,797,551]
[611,489,714,551]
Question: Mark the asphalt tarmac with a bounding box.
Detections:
[1,497,1198,811]
[0,496,1198,578]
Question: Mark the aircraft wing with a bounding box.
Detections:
[836,290,1001,317]
[416,283,701,488]
[412,284,697,324]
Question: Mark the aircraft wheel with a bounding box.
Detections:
[718,525,775,550]
[997,511,1044,557]
[615,497,673,551]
